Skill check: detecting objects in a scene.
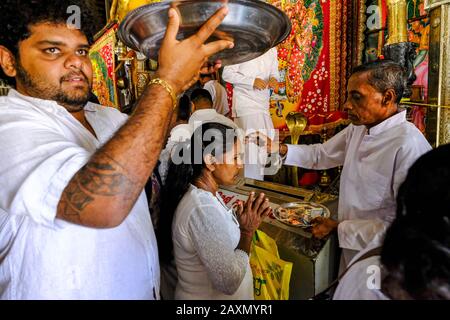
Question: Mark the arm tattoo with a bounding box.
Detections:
[78,162,131,196]
[58,154,135,220]
[58,84,174,225]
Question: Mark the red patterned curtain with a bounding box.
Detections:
[265,0,352,131]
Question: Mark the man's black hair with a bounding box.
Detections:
[0,0,100,85]
[177,94,192,121]
[190,88,213,106]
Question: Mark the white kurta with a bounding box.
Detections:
[333,242,389,300]
[222,48,279,180]
[188,109,237,129]
[203,79,230,116]
[285,111,431,265]
[0,90,160,299]
[222,47,279,118]
[173,185,254,300]
[234,113,275,180]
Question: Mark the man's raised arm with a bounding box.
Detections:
[57,6,234,228]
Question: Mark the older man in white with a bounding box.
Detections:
[267,61,431,269]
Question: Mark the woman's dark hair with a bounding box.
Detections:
[381,144,450,299]
[0,0,99,85]
[177,94,192,121]
[158,122,237,263]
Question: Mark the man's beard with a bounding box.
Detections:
[15,62,91,112]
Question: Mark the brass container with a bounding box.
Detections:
[285,112,307,188]
[387,0,408,44]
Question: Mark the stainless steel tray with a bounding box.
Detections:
[118,0,291,66]
[274,201,331,228]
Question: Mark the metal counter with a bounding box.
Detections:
[219,178,340,300]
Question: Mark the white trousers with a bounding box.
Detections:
[234,113,275,181]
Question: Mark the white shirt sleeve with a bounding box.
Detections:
[203,81,216,102]
[0,115,91,228]
[337,134,431,251]
[187,204,249,295]
[391,136,432,200]
[333,253,389,300]
[269,48,280,80]
[284,125,350,169]
[203,81,230,116]
[216,83,230,115]
[338,219,388,251]
[222,64,255,89]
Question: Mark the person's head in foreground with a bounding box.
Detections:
[381,144,450,300]
[0,0,97,112]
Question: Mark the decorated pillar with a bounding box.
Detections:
[383,0,417,97]
[111,0,163,21]
[386,0,409,44]
[426,0,450,146]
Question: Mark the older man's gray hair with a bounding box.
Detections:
[352,60,407,104]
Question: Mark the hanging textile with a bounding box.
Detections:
[267,0,352,130]
[89,24,119,108]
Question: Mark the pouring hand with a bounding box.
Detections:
[245,132,272,152]
[245,132,288,157]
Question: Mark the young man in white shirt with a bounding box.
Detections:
[0,0,233,299]
[222,47,279,181]
[264,60,431,268]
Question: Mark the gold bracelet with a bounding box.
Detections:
[148,78,177,110]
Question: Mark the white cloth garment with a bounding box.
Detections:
[235,113,275,180]
[222,47,279,180]
[203,79,230,116]
[222,47,279,118]
[173,185,254,300]
[333,242,389,300]
[189,109,237,130]
[0,89,160,299]
[284,110,431,265]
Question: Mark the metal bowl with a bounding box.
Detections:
[274,201,331,228]
[118,0,291,66]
